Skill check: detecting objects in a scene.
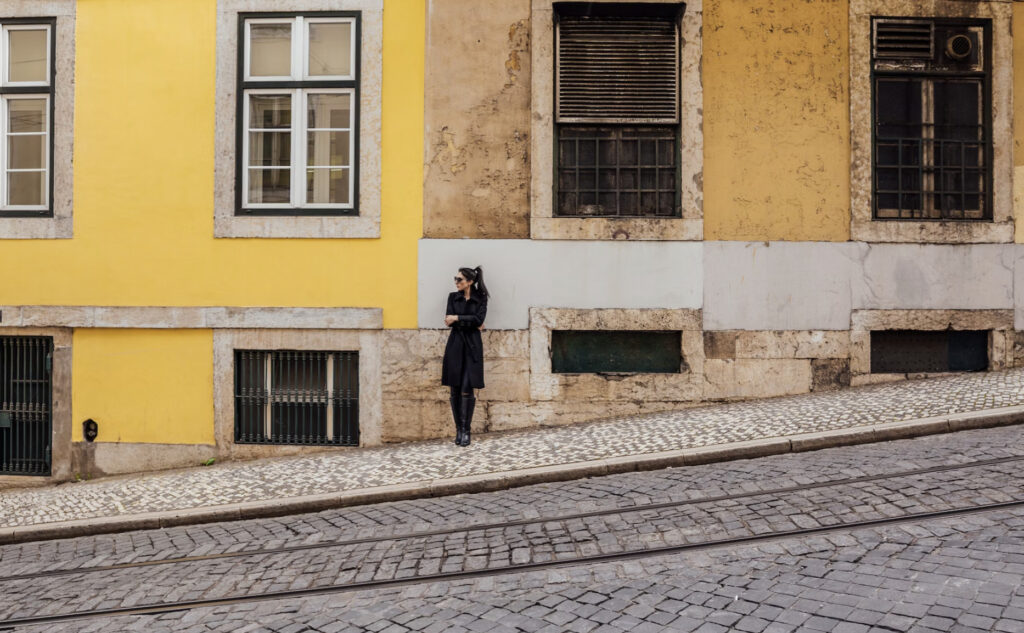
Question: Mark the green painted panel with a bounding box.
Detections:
[551,330,681,374]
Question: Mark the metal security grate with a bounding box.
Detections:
[0,336,53,476]
[557,126,677,217]
[557,16,679,123]
[874,20,933,59]
[235,350,359,446]
[870,330,988,373]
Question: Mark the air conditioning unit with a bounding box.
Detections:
[873,18,984,72]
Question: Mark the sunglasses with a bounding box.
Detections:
[454,276,466,283]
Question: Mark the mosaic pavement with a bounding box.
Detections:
[3,369,1024,530]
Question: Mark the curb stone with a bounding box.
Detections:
[2,405,1024,546]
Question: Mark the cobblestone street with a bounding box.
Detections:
[4,368,1024,536]
[2,425,1024,632]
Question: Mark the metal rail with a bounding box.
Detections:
[3,453,1023,585]
[1,497,1022,629]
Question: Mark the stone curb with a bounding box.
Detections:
[2,405,1024,546]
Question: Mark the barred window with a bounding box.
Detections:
[872,18,991,220]
[554,4,681,218]
[234,350,358,446]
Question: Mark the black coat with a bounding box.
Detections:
[441,290,487,389]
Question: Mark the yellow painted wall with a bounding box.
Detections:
[72,330,214,444]
[0,0,424,445]
[703,0,851,242]
[0,0,424,329]
[1014,2,1024,243]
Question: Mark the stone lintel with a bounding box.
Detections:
[0,306,383,330]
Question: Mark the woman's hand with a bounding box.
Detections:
[445,315,458,326]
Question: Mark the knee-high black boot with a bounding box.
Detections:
[450,396,463,445]
[459,395,476,447]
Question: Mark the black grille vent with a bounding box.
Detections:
[557,17,679,123]
[874,20,933,59]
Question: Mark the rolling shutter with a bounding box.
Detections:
[556,15,679,124]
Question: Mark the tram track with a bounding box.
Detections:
[2,452,1023,586]
[1,497,1022,629]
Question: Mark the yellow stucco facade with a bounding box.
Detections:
[0,0,425,448]
[703,0,851,242]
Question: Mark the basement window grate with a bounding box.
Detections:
[870,330,988,373]
[234,350,359,446]
[551,330,682,374]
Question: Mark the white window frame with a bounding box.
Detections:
[240,15,356,212]
[0,22,51,214]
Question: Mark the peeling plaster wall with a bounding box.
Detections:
[422,0,531,238]
[1015,1,1024,243]
[703,0,851,242]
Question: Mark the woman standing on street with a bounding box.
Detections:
[442,266,489,447]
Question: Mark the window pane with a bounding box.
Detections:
[307,93,350,129]
[248,131,290,167]
[8,135,44,169]
[935,80,980,141]
[307,131,349,167]
[875,78,922,139]
[7,171,43,205]
[248,168,290,204]
[8,29,47,83]
[249,23,291,77]
[306,168,349,204]
[307,22,352,76]
[8,99,45,132]
[249,95,291,129]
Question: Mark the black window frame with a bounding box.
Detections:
[870,16,993,222]
[235,11,361,217]
[0,16,57,218]
[553,3,683,219]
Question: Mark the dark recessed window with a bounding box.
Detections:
[236,13,360,216]
[235,349,359,446]
[871,18,991,220]
[870,330,988,373]
[0,19,55,217]
[551,330,681,373]
[554,3,681,218]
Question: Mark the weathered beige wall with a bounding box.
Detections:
[422,0,531,238]
[703,0,851,242]
[1015,1,1024,243]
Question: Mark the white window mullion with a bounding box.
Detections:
[241,91,251,206]
[291,17,303,80]
[0,97,7,207]
[291,89,303,207]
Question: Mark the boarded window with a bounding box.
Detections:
[870,330,988,373]
[551,330,681,373]
[235,349,359,446]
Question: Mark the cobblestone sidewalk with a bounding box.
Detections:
[3,368,1024,540]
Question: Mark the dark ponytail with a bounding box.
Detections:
[459,266,490,301]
